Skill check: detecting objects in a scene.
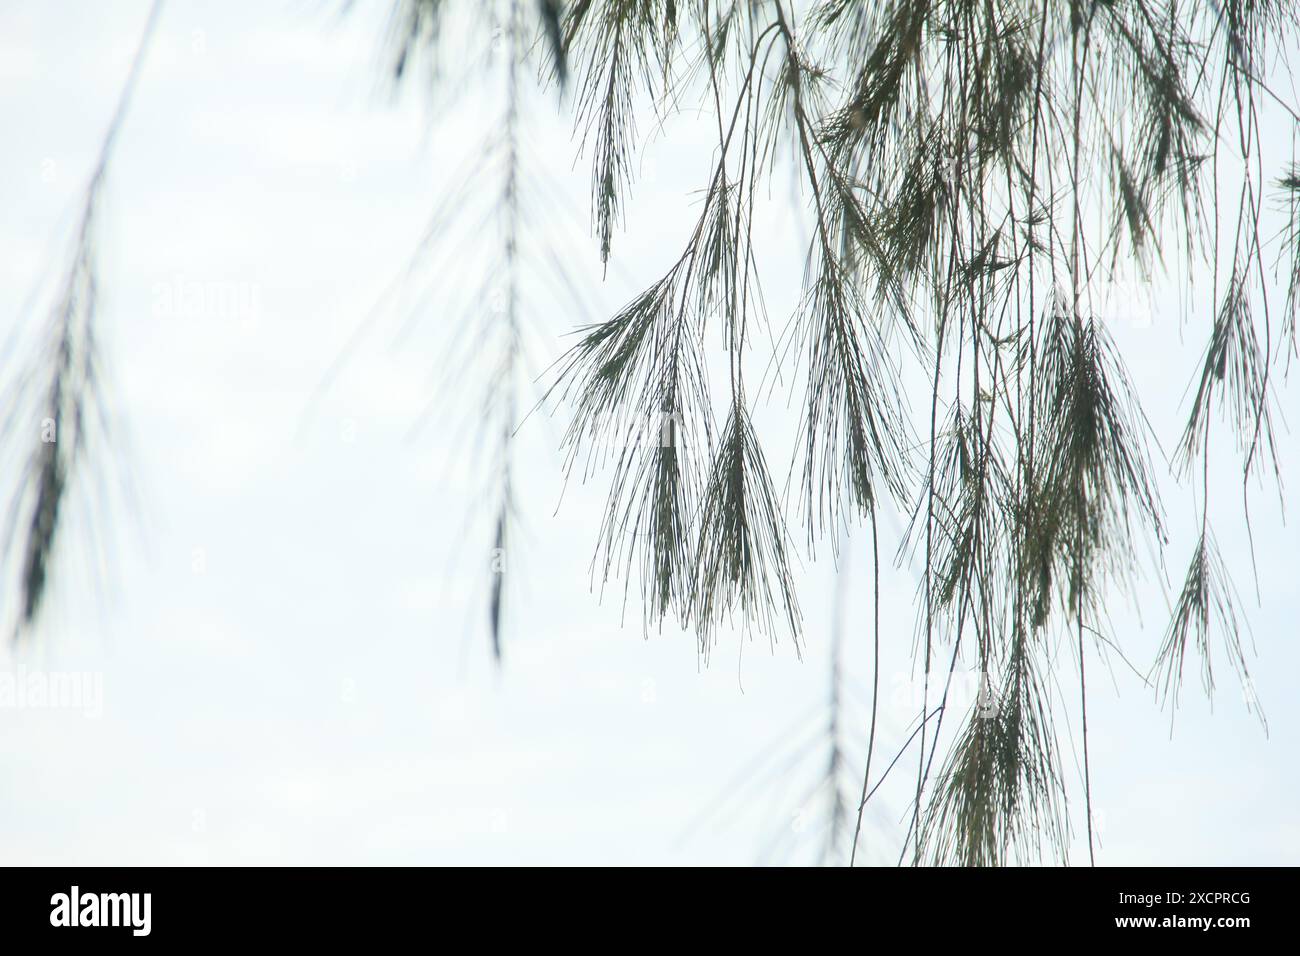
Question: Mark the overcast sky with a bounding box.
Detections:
[0,0,1297,865]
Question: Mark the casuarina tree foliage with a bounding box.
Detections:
[6,0,1298,866]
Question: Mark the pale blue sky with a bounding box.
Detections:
[0,0,1296,865]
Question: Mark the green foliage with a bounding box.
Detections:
[531,0,1297,865]
[10,0,1298,866]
